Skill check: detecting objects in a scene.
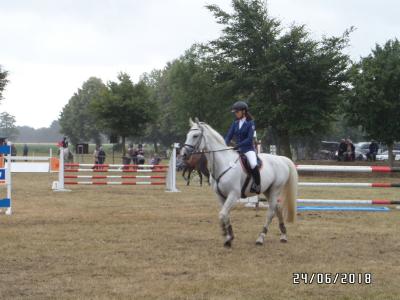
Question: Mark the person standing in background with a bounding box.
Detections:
[345,138,355,161]
[127,144,135,165]
[137,144,145,164]
[338,139,347,161]
[368,140,379,161]
[23,144,29,162]
[10,143,17,157]
[98,146,106,165]
[93,146,100,169]
[23,144,28,156]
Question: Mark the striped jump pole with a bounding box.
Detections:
[64,175,166,179]
[64,168,167,173]
[0,145,12,215]
[65,181,166,185]
[52,143,180,192]
[298,199,400,205]
[297,206,390,212]
[64,163,169,169]
[296,165,400,173]
[242,196,400,206]
[299,182,400,188]
[243,202,391,212]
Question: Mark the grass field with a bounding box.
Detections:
[0,170,399,299]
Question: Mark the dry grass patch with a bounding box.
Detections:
[0,173,399,299]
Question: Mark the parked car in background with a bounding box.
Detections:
[354,143,368,160]
[376,150,400,161]
[354,142,370,155]
[315,141,339,160]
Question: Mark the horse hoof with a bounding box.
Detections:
[224,236,233,248]
[255,237,264,246]
[224,240,232,248]
[280,238,288,243]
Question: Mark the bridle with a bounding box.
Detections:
[182,125,234,156]
[182,127,205,157]
[182,124,239,199]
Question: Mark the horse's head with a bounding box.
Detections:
[181,118,206,160]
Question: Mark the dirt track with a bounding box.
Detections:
[0,172,399,299]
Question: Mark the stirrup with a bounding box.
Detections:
[250,183,261,194]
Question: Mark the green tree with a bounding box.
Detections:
[0,112,18,140]
[141,48,234,149]
[91,73,156,156]
[0,65,8,101]
[166,47,234,135]
[206,0,351,158]
[16,120,63,143]
[59,77,106,145]
[141,69,180,151]
[346,39,400,165]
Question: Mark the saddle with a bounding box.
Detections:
[239,154,263,174]
[239,154,263,198]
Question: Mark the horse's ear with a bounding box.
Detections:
[194,117,200,124]
[189,118,194,126]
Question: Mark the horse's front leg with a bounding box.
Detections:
[182,168,187,181]
[219,194,237,248]
[186,169,192,186]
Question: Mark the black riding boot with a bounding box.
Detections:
[250,166,261,194]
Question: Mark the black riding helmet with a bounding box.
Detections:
[231,101,248,112]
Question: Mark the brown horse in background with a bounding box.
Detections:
[182,153,210,186]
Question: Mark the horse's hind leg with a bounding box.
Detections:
[198,170,203,186]
[276,206,288,243]
[256,190,279,246]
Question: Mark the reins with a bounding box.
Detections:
[182,125,239,199]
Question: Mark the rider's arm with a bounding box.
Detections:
[225,122,235,146]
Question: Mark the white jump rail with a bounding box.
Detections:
[4,148,55,173]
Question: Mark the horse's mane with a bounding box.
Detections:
[199,122,227,147]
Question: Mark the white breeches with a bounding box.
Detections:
[245,150,257,169]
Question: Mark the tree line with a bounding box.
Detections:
[2,1,397,163]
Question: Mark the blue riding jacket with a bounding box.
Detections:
[225,118,256,153]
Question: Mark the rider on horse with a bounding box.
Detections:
[225,101,260,194]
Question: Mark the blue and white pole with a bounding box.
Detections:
[0,145,12,215]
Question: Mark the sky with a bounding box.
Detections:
[1,0,400,128]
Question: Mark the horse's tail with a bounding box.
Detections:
[281,157,298,223]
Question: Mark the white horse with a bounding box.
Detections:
[181,119,298,247]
